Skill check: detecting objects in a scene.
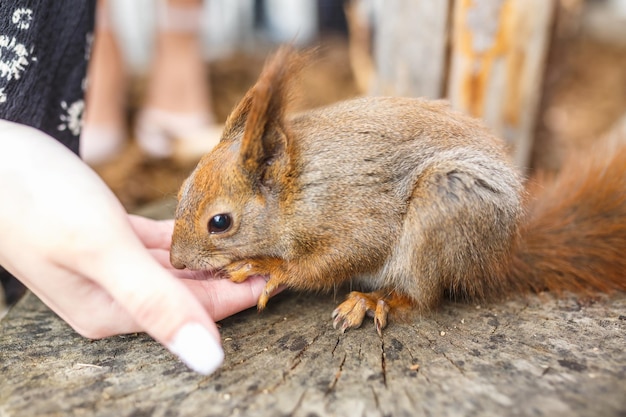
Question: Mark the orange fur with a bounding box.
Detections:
[506,144,626,296]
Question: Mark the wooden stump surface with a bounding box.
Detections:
[1,289,625,417]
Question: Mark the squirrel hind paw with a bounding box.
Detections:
[332,293,371,333]
[332,291,409,335]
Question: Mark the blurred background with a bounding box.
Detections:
[86,0,626,215]
[2,0,626,315]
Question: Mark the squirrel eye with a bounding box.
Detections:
[208,214,232,234]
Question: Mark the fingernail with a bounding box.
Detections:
[167,323,224,375]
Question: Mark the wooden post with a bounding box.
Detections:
[447,0,556,168]
[372,0,451,99]
[368,0,556,168]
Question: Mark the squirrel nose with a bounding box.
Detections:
[169,252,187,270]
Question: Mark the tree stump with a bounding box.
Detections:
[1,289,625,416]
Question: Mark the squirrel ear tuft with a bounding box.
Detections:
[228,46,305,174]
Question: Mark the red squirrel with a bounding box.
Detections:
[170,47,626,334]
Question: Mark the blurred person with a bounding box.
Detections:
[81,0,222,164]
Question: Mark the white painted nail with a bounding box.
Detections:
[168,323,224,375]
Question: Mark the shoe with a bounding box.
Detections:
[80,124,126,165]
[134,108,223,161]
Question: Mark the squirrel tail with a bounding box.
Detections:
[506,142,626,296]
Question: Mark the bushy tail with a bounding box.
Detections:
[507,143,626,295]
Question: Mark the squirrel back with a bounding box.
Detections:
[171,47,626,332]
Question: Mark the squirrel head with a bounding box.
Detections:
[170,47,303,270]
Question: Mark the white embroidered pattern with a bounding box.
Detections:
[12,8,33,30]
[57,31,93,137]
[0,7,36,106]
[0,35,33,81]
[58,100,85,136]
[1,6,87,138]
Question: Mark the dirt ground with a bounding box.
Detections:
[93,32,626,213]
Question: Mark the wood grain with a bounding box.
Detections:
[448,0,556,167]
[1,289,625,416]
[372,0,451,99]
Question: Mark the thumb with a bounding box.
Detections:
[94,245,224,375]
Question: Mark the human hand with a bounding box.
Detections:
[127,214,277,321]
[0,120,268,374]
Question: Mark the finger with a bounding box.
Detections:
[93,244,225,375]
[184,275,284,321]
[7,261,144,337]
[128,215,174,250]
[143,247,274,310]
[185,276,266,321]
[33,284,143,336]
[146,248,220,280]
[146,247,178,270]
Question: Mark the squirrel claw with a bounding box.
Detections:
[331,295,369,332]
[374,299,390,337]
[256,277,281,311]
[332,313,353,333]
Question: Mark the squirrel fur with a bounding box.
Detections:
[170,48,626,334]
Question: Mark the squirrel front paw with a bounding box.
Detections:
[223,258,286,310]
[223,260,258,283]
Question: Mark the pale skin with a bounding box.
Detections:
[0,120,268,373]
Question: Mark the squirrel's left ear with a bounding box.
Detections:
[228,46,303,177]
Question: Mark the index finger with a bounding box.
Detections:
[183,276,280,321]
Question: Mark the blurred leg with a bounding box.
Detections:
[135,0,221,161]
[81,0,128,165]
